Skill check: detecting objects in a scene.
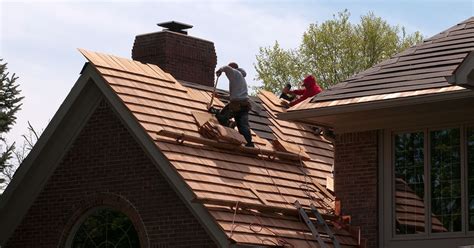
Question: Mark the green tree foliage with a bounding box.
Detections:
[254,10,424,93]
[254,42,305,93]
[0,59,24,189]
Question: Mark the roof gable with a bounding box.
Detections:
[1,49,361,247]
[78,49,358,246]
[0,63,231,247]
[0,71,104,244]
[447,51,474,87]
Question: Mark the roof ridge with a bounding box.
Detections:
[423,16,474,43]
[349,17,474,80]
[78,48,177,84]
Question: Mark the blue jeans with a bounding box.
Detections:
[216,103,253,145]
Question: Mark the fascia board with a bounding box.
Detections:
[279,89,474,121]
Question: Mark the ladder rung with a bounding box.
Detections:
[310,203,341,248]
[294,201,329,248]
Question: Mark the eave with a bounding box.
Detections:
[279,88,474,133]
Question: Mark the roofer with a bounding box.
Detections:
[215,62,254,147]
[283,75,322,107]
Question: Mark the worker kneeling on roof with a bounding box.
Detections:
[283,75,322,107]
[215,62,254,147]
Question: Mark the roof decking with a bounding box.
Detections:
[78,49,360,247]
[287,17,474,113]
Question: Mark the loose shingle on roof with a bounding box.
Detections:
[311,17,474,103]
[181,80,276,141]
[78,49,360,247]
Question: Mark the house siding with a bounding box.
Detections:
[5,99,217,248]
[334,130,378,248]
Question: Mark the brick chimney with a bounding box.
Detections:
[132,21,217,87]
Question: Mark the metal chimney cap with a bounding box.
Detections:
[157,21,193,35]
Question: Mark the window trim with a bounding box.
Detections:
[65,206,141,248]
[386,123,474,241]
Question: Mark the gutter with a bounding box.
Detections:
[278,88,474,121]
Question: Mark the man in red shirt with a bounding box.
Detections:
[283,75,322,107]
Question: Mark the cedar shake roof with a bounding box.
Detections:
[76,49,360,247]
[180,81,277,141]
[286,17,474,113]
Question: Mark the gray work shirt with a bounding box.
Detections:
[220,66,249,101]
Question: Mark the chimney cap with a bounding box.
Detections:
[157,21,193,35]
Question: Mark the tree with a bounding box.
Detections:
[0,59,24,191]
[254,10,424,93]
[0,122,41,192]
[254,42,305,93]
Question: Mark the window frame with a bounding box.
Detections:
[65,206,141,248]
[387,124,474,241]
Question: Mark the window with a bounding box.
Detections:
[393,126,472,236]
[468,127,474,231]
[430,128,461,233]
[394,132,425,234]
[71,208,140,248]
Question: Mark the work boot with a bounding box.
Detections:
[208,106,220,115]
[312,127,323,135]
[245,142,255,148]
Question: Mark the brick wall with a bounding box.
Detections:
[6,99,217,248]
[334,130,378,248]
[132,31,217,87]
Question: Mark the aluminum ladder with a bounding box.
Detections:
[294,200,341,248]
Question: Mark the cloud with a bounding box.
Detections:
[3,0,469,147]
[0,1,319,145]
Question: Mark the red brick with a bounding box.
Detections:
[334,130,378,248]
[132,31,217,87]
[6,99,217,248]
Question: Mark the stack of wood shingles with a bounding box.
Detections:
[79,50,360,247]
[181,81,277,141]
[193,111,246,145]
[303,17,474,107]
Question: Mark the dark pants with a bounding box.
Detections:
[216,102,253,146]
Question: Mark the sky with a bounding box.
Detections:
[0,0,473,147]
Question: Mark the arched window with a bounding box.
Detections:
[71,208,140,248]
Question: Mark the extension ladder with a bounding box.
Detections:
[294,200,341,248]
